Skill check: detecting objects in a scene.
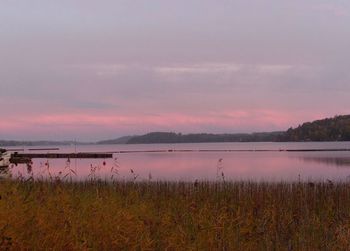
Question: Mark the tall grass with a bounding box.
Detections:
[1,179,350,250]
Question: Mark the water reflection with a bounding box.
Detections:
[6,142,350,182]
[297,156,350,167]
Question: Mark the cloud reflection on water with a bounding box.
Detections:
[7,142,350,182]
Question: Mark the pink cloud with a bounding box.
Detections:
[0,102,346,140]
[1,108,335,141]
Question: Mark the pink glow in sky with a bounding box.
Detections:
[1,0,350,141]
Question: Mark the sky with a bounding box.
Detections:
[1,0,349,141]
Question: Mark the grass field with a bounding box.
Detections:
[1,179,350,250]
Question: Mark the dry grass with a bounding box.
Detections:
[1,179,350,250]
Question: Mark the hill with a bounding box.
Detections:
[101,115,350,144]
[122,131,283,144]
[97,136,134,145]
[280,115,350,141]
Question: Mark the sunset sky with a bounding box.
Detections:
[1,0,349,141]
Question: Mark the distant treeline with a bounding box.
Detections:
[2,115,350,146]
[98,132,284,144]
[99,115,350,144]
[126,132,283,144]
[280,115,350,141]
[0,140,85,147]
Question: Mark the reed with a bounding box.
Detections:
[1,179,350,250]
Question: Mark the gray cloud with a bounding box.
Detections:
[1,0,350,140]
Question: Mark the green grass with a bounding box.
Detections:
[1,179,350,250]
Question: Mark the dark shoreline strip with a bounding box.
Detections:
[28,148,60,151]
[15,153,113,159]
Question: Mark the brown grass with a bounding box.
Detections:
[1,179,350,250]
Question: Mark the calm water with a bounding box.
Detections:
[8,142,350,182]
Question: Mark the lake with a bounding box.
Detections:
[7,142,350,182]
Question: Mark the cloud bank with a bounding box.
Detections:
[0,0,349,140]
